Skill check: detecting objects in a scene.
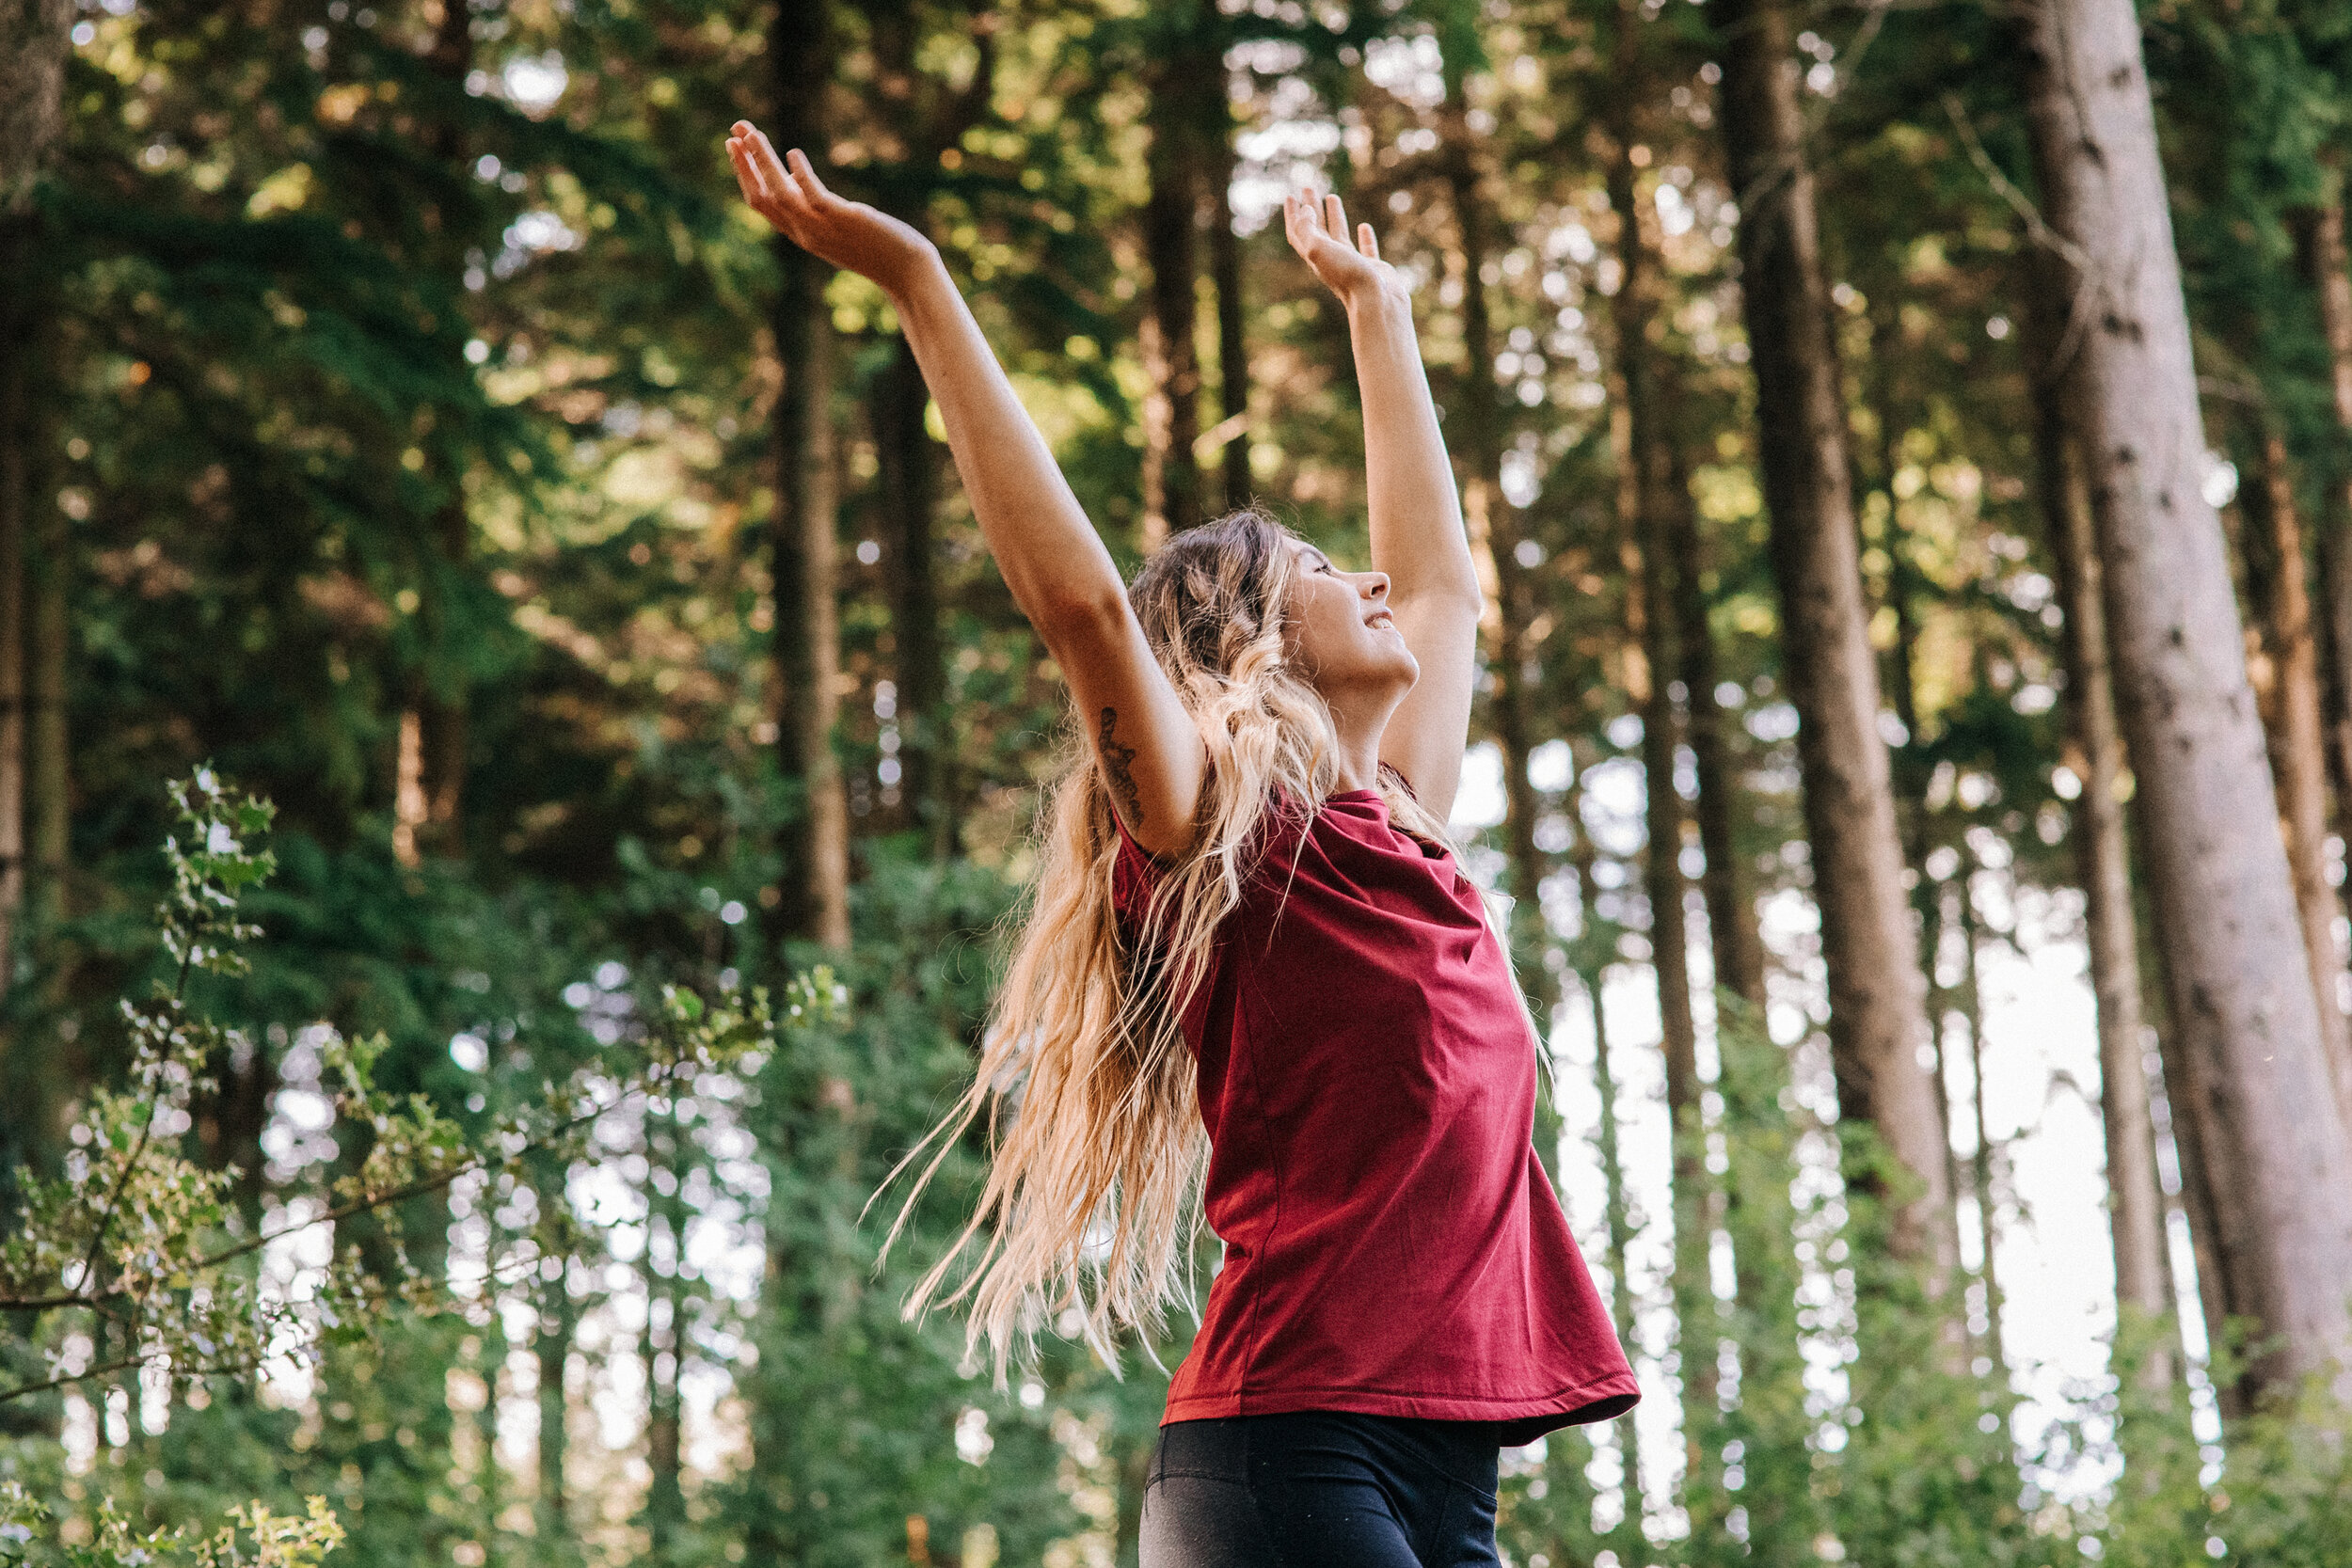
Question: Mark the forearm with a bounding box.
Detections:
[1346,283,1481,606]
[888,256,1127,630]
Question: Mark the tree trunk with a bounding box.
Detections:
[746,2,848,1548]
[1872,418,1975,1285]
[1586,969,1649,1544]
[1712,0,1952,1265]
[535,1268,574,1549]
[768,0,849,948]
[866,2,986,851]
[1923,884,1975,1323]
[1603,24,1700,1108]
[1661,416,1764,1010]
[2237,424,2352,1116]
[1953,856,2007,1368]
[2029,311,2172,1380]
[415,0,474,858]
[392,707,425,867]
[2017,0,2352,1399]
[0,0,70,1007]
[2295,185,2352,852]
[643,1106,687,1557]
[1442,132,1546,943]
[421,511,469,856]
[1208,126,1250,515]
[475,1299,508,1544]
[876,334,942,842]
[1599,40,1712,1456]
[0,223,29,1002]
[2138,909,2245,1415]
[24,468,62,937]
[0,2,71,214]
[1631,579,1697,1164]
[1567,764,1645,1543]
[1140,54,1207,546]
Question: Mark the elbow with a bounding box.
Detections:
[1398,580,1486,622]
[1033,581,1136,657]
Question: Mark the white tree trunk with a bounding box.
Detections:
[2019,0,2352,1399]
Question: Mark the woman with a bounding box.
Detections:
[726,121,1637,1567]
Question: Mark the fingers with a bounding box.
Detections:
[727,145,771,214]
[748,129,802,212]
[725,125,771,205]
[1281,188,1318,260]
[786,146,838,208]
[735,128,842,242]
[1282,186,1386,282]
[725,122,792,216]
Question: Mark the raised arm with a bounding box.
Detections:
[728,124,1205,857]
[1285,192,1484,822]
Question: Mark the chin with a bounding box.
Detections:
[1382,648,1421,694]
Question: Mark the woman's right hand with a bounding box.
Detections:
[726,121,940,298]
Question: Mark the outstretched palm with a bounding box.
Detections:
[725,120,938,297]
[1283,188,1399,304]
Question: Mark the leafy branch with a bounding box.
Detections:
[0,768,842,1413]
[0,1484,344,1568]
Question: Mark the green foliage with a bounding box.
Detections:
[0,772,840,1560]
[0,1486,343,1568]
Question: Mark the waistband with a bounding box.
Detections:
[1155,1410,1502,1500]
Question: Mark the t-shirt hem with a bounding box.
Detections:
[1162,1366,1642,1440]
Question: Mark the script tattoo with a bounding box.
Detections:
[1098,706,1145,830]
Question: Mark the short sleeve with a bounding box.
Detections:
[1109,809,1170,928]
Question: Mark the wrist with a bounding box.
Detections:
[1343,276,1414,323]
[883,245,952,309]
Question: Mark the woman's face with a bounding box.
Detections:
[1280,538,1419,702]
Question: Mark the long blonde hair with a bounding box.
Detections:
[882,509,1455,1379]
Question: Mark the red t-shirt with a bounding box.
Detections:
[1114,784,1640,1442]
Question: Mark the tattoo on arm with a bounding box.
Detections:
[1098,706,1145,830]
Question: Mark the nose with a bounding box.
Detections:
[1359,571,1391,602]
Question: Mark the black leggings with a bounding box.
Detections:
[1138,1411,1503,1567]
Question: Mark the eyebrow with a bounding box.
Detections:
[1302,547,1333,571]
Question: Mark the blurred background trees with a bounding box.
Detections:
[4,0,2352,1560]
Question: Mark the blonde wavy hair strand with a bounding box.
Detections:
[875,509,1458,1382]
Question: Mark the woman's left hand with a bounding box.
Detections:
[1283,188,1403,308]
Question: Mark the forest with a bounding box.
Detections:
[3,0,2352,1560]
